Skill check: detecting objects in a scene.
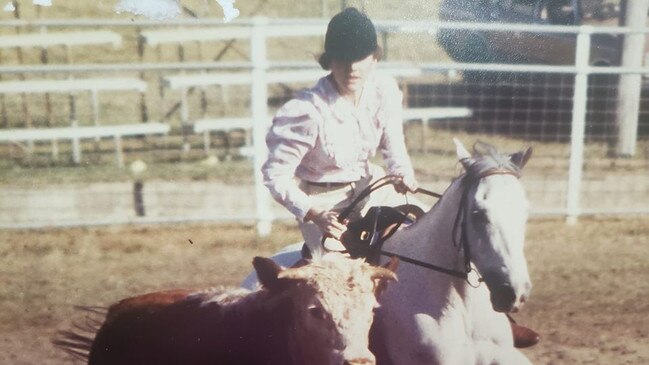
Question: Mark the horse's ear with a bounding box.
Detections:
[253,256,283,290]
[510,146,533,169]
[453,138,475,170]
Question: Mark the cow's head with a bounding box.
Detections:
[254,253,397,365]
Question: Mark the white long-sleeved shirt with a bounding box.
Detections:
[262,72,415,221]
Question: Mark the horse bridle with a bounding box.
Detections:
[333,168,520,287]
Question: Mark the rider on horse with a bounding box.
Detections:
[261,7,539,349]
[262,7,423,257]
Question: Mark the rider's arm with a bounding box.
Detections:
[262,99,319,222]
[304,208,347,240]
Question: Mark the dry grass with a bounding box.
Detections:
[0,217,648,364]
[523,217,649,364]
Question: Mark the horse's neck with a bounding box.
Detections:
[383,177,473,312]
[387,177,465,266]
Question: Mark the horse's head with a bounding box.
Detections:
[454,139,533,313]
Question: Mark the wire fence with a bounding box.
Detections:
[0,18,648,231]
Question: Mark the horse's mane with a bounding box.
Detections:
[463,140,521,179]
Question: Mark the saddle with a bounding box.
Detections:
[340,204,425,264]
[301,204,424,262]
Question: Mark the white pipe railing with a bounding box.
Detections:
[2,18,649,230]
[3,17,649,35]
[566,31,592,225]
[250,17,273,236]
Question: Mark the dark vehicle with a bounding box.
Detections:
[437,0,622,67]
[408,1,649,139]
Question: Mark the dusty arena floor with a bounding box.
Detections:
[1,217,648,364]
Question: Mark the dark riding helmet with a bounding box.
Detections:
[318,8,379,69]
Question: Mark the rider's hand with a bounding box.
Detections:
[304,209,347,240]
[393,175,418,194]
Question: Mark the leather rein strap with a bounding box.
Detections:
[334,170,519,285]
[332,175,474,280]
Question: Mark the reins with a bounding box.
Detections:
[337,175,443,223]
[330,170,520,287]
[376,177,478,284]
[327,174,475,283]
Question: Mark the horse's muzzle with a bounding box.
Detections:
[490,284,517,313]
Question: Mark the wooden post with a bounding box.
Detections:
[51,139,59,161]
[114,134,124,168]
[615,0,649,157]
[197,41,208,119]
[12,1,32,132]
[180,87,190,154]
[90,89,100,132]
[90,89,101,154]
[0,49,7,128]
[38,8,52,128]
[71,121,81,164]
[156,45,165,122]
[203,131,210,154]
[136,27,149,123]
[133,180,145,217]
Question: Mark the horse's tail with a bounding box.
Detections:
[52,305,107,363]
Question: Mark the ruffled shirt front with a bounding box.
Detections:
[262,71,415,221]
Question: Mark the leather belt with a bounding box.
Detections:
[305,181,353,188]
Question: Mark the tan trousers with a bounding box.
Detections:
[298,165,427,256]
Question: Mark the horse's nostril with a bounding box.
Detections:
[490,284,517,312]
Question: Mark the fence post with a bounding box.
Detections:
[566,28,591,225]
[615,1,649,157]
[251,17,273,236]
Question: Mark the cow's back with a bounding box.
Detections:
[89,292,293,365]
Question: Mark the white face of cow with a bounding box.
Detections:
[276,254,396,365]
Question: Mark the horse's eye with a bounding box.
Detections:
[308,305,327,320]
[471,209,488,224]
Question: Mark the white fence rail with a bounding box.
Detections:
[0,18,648,231]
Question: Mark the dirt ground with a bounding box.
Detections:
[0,217,648,365]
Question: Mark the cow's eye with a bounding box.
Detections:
[308,305,327,320]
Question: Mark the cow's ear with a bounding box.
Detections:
[371,257,399,299]
[253,257,283,290]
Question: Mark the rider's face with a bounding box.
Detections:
[329,53,377,100]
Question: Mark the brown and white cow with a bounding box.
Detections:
[54,253,396,365]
